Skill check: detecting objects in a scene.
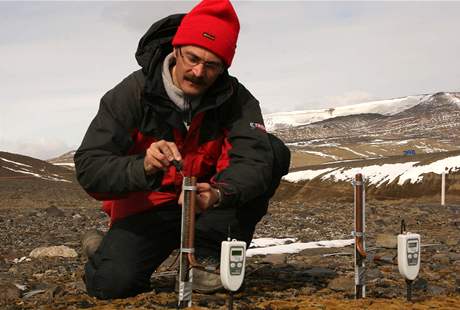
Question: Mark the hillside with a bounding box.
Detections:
[269,92,460,168]
[277,150,460,203]
[0,151,95,209]
[47,151,75,170]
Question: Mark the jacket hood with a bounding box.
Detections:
[135,14,185,74]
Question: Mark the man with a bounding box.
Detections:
[75,0,290,300]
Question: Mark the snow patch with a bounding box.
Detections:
[53,163,75,167]
[0,157,32,167]
[247,238,354,257]
[337,146,367,157]
[322,162,417,187]
[250,238,297,248]
[298,150,340,160]
[414,143,447,153]
[2,166,71,183]
[284,155,460,187]
[283,168,337,183]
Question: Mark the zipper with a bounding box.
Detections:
[183,97,191,130]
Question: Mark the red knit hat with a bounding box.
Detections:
[172,0,240,67]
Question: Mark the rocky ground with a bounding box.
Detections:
[1,185,459,309]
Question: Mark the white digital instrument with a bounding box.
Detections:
[397,233,421,281]
[220,239,246,291]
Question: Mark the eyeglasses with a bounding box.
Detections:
[178,48,224,74]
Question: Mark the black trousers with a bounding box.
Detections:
[85,134,290,299]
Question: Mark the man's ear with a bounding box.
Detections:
[173,47,179,57]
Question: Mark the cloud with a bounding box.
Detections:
[0,137,72,160]
[324,91,373,107]
[1,1,460,159]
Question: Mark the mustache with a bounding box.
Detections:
[184,73,205,85]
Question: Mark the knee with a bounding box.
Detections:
[85,260,149,299]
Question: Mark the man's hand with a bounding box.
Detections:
[144,140,182,175]
[178,183,220,212]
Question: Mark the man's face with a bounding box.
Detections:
[172,45,224,97]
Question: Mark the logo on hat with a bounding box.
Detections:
[202,32,215,41]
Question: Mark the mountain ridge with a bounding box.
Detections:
[272,92,460,169]
[264,91,460,131]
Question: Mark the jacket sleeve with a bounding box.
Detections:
[74,71,162,200]
[211,83,274,208]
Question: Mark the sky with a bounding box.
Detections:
[1,1,460,160]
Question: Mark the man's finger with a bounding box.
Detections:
[196,194,208,211]
[166,142,182,161]
[149,146,169,168]
[158,142,175,162]
[196,183,211,192]
[178,191,184,205]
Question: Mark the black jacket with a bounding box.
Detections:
[74,14,274,222]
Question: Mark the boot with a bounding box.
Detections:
[175,255,223,294]
[81,229,104,258]
[192,267,223,294]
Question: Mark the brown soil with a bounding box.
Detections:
[0,163,459,309]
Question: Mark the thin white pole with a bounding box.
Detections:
[441,171,446,206]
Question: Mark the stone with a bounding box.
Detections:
[46,285,63,299]
[428,285,446,296]
[299,285,316,295]
[262,254,287,265]
[33,273,45,280]
[197,295,226,308]
[426,271,441,281]
[374,254,395,265]
[12,256,31,264]
[302,267,337,278]
[0,283,21,301]
[431,263,449,271]
[14,283,27,291]
[413,277,428,291]
[448,252,460,261]
[327,276,354,292]
[29,245,78,258]
[445,238,458,247]
[367,268,383,280]
[432,253,450,265]
[45,206,65,217]
[22,289,47,299]
[376,233,397,249]
[8,266,18,274]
